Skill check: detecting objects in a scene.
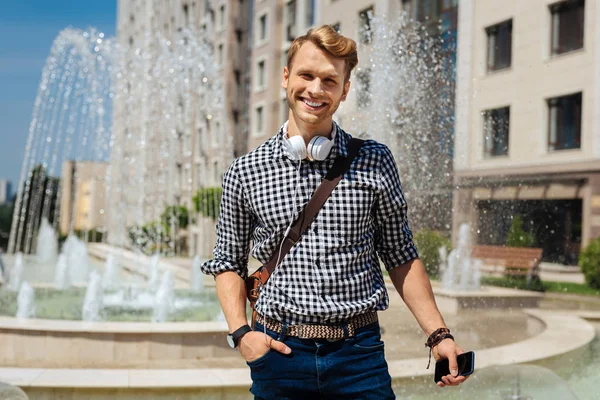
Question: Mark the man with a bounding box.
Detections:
[202,25,467,399]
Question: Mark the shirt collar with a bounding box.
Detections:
[275,120,348,160]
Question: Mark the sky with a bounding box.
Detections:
[0,1,117,192]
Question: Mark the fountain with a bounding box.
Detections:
[63,235,89,284]
[16,282,36,318]
[190,255,204,292]
[441,223,482,291]
[147,253,160,289]
[7,252,24,292]
[152,270,175,323]
[82,271,103,322]
[36,218,57,264]
[54,253,69,289]
[101,254,120,288]
[347,14,455,231]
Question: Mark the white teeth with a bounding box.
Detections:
[304,99,324,107]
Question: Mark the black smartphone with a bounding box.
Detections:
[434,351,475,383]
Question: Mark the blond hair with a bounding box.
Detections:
[287,25,358,82]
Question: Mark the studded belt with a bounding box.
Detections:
[255,312,378,340]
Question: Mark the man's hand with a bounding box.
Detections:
[238,331,291,362]
[433,339,469,387]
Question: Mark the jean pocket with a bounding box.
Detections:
[246,349,273,367]
[353,341,385,352]
[352,324,385,353]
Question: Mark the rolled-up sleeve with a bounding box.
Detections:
[373,146,419,271]
[201,160,255,280]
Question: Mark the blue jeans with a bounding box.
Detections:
[247,320,395,400]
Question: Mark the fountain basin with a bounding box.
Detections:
[0,309,595,399]
[0,316,238,369]
[0,287,221,322]
[433,285,543,314]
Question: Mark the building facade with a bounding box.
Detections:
[113,0,252,255]
[59,161,108,236]
[0,180,11,205]
[453,0,599,263]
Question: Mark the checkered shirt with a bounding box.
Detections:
[201,122,419,325]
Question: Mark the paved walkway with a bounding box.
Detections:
[539,262,585,284]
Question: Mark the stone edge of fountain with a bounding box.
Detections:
[0,310,597,389]
[0,316,228,334]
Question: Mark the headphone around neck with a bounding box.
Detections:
[283,122,335,161]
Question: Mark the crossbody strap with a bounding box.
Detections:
[261,137,365,278]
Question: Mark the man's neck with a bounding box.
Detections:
[287,115,334,144]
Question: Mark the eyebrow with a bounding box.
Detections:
[295,68,340,79]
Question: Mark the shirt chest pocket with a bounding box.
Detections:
[329,180,375,242]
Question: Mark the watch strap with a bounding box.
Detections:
[231,324,252,347]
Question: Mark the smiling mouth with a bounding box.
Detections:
[301,98,327,110]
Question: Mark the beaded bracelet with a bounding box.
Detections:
[425,328,454,369]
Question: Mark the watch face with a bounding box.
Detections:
[227,334,235,348]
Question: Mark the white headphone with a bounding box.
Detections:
[282,122,336,161]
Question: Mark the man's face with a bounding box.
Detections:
[282,41,350,130]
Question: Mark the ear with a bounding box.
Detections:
[281,66,290,89]
[340,80,350,102]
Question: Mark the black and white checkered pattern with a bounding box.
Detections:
[201,122,419,325]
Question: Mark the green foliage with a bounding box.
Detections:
[481,275,545,292]
[193,187,222,220]
[160,205,189,230]
[506,215,536,247]
[128,221,166,254]
[413,229,451,278]
[128,204,189,255]
[579,237,600,290]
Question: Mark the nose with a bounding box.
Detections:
[308,78,324,96]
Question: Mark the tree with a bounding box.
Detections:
[161,205,189,231]
[193,187,222,220]
[506,215,536,247]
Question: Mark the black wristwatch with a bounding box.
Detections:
[227,324,252,348]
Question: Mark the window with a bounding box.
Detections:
[356,69,371,108]
[358,7,374,44]
[483,107,510,157]
[217,43,224,65]
[218,5,226,29]
[306,0,316,27]
[257,60,266,89]
[548,92,582,151]
[255,106,264,134]
[331,22,341,33]
[286,1,297,41]
[258,13,268,42]
[486,19,512,71]
[550,0,584,55]
[183,3,189,25]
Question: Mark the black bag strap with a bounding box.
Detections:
[261,137,365,278]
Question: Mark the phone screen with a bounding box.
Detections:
[434,351,475,383]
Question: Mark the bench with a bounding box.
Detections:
[471,245,543,285]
